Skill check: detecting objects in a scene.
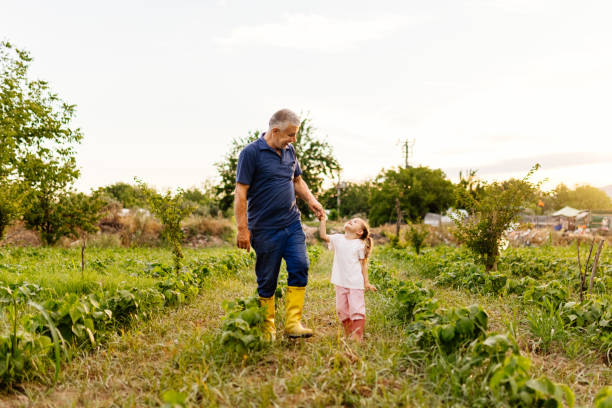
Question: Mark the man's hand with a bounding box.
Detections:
[365,283,377,292]
[236,227,251,252]
[308,198,325,220]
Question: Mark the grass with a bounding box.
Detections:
[1,244,610,407]
[0,246,231,297]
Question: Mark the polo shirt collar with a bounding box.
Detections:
[258,133,286,153]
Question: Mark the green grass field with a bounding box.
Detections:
[1,244,611,407]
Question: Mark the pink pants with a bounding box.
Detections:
[335,285,365,321]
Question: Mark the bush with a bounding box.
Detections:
[452,166,540,271]
[406,223,429,255]
[220,297,266,354]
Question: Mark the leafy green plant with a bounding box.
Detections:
[0,283,62,387]
[406,222,429,255]
[394,281,433,322]
[595,386,612,408]
[136,179,195,273]
[527,298,568,353]
[220,297,266,354]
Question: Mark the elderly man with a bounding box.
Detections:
[235,109,325,340]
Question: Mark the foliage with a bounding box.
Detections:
[0,249,254,389]
[454,169,485,210]
[319,181,374,218]
[406,222,429,255]
[394,281,433,322]
[407,303,489,355]
[214,117,341,214]
[97,182,148,209]
[220,297,266,354]
[182,180,221,217]
[0,42,82,241]
[544,183,612,211]
[136,180,195,273]
[214,131,260,212]
[595,386,612,408]
[0,283,62,387]
[452,166,540,271]
[292,118,341,216]
[368,166,455,227]
[0,181,22,240]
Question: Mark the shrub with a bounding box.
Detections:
[452,166,540,271]
[406,223,429,255]
[220,297,266,354]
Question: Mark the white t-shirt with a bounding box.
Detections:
[328,234,366,289]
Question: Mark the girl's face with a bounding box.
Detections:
[344,218,364,236]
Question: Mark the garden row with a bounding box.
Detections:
[368,255,612,408]
[0,250,254,390]
[380,246,612,359]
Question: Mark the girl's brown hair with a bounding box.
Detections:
[356,218,373,259]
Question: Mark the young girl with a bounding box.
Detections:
[319,216,376,341]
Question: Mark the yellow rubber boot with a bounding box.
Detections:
[259,296,276,341]
[284,286,313,338]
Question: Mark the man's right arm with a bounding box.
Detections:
[235,182,250,251]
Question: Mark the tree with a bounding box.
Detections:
[319,181,374,219]
[136,180,195,273]
[21,156,81,245]
[453,166,540,271]
[0,41,82,239]
[292,118,341,215]
[97,182,148,209]
[215,117,341,215]
[368,166,455,227]
[215,132,260,212]
[545,184,612,211]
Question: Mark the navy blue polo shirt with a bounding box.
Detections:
[236,135,302,231]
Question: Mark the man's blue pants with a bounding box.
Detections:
[250,220,309,298]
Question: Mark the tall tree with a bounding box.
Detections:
[368,166,455,227]
[215,117,341,215]
[0,41,83,240]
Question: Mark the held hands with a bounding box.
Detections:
[308,198,325,220]
[236,227,251,252]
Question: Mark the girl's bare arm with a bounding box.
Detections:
[319,216,330,243]
[361,259,377,291]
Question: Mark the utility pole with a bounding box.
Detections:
[336,180,346,218]
[399,139,416,168]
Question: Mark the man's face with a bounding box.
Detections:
[272,125,299,149]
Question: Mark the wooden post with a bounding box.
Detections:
[577,240,583,302]
[588,239,605,295]
[81,235,86,279]
[395,198,401,238]
[581,238,595,299]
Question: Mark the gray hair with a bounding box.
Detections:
[269,109,300,131]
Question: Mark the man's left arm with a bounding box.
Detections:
[294,175,325,220]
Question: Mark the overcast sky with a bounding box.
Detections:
[2,0,611,192]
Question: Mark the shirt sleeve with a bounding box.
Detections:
[358,242,366,260]
[328,234,339,251]
[294,158,302,178]
[236,146,256,185]
[292,146,303,178]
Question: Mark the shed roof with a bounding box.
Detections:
[552,206,582,217]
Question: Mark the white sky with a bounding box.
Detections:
[2,0,611,192]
